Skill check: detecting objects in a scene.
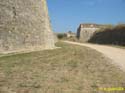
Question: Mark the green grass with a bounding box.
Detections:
[0,42,125,93]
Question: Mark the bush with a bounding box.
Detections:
[57,33,67,39]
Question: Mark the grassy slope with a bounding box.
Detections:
[0,42,125,93]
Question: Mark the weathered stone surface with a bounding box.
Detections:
[77,24,104,42]
[54,33,58,43]
[0,0,55,53]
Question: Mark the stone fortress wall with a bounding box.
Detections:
[0,0,55,53]
[77,24,105,42]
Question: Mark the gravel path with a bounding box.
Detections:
[63,41,125,71]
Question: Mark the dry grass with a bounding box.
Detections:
[0,42,125,93]
[110,45,125,49]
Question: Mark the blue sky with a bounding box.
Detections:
[47,0,125,32]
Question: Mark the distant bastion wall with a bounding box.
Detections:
[77,24,103,42]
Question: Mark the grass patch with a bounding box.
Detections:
[109,45,125,49]
[0,42,125,93]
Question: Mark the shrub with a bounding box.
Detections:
[57,33,67,39]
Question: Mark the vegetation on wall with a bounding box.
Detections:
[88,24,125,46]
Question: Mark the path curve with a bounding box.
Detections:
[63,41,125,71]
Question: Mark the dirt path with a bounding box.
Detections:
[63,41,125,71]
